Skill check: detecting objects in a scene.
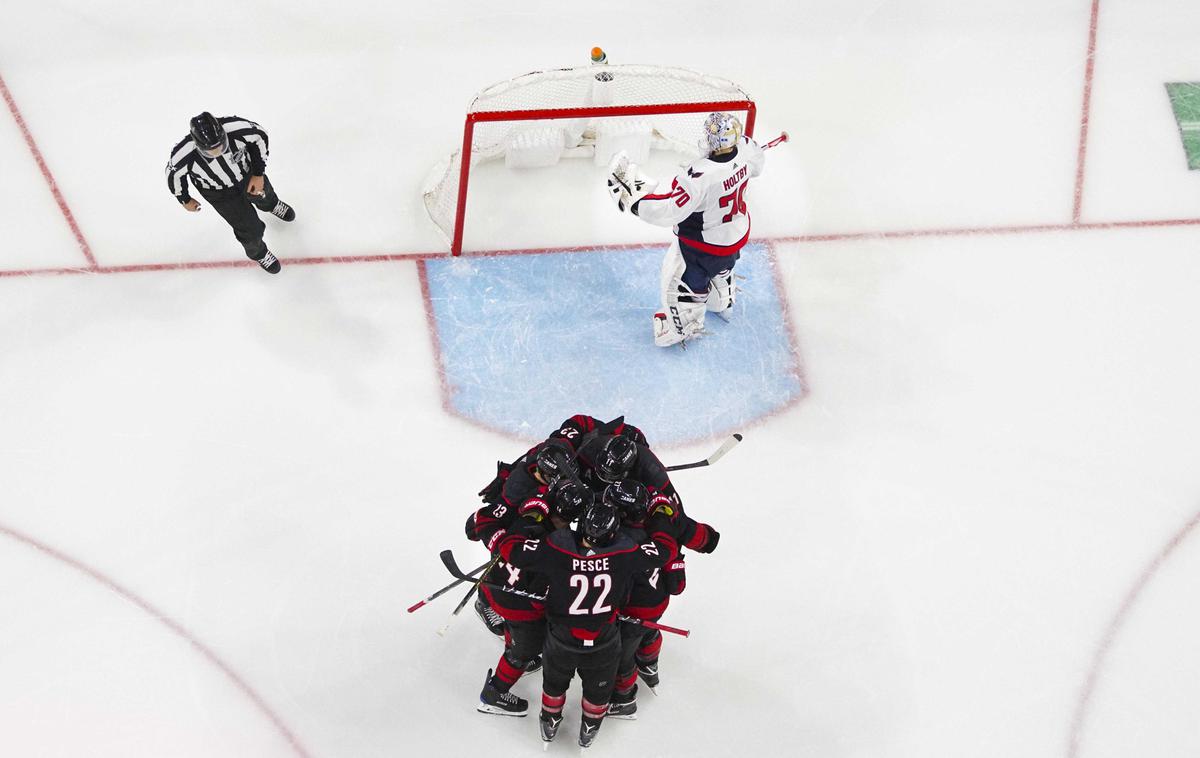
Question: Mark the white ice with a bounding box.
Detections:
[2,1,1200,757]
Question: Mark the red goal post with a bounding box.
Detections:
[422,64,756,256]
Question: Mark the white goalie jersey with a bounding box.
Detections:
[631,135,766,256]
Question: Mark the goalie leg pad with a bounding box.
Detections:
[654,241,708,347]
[708,268,735,313]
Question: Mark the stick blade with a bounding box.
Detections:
[439,549,465,579]
[707,433,743,464]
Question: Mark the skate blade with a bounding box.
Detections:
[606,711,638,720]
[476,704,528,717]
[679,329,711,349]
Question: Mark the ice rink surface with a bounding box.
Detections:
[2,1,1200,756]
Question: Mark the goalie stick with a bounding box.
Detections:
[665,433,743,472]
[439,549,690,637]
[761,131,789,150]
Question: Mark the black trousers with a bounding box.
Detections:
[617,618,657,679]
[505,619,546,666]
[541,624,620,705]
[197,175,280,260]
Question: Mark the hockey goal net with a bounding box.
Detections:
[422,62,756,255]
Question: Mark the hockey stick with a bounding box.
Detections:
[406,558,491,613]
[435,555,500,636]
[618,614,690,638]
[435,583,479,637]
[440,550,691,637]
[665,433,743,472]
[761,131,789,150]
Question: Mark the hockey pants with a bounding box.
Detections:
[617,620,661,690]
[541,625,621,705]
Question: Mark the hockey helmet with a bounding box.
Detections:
[581,499,620,546]
[189,112,229,158]
[552,477,592,523]
[602,480,649,523]
[595,435,637,484]
[535,442,577,486]
[702,112,742,155]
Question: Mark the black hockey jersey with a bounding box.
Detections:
[498,516,678,646]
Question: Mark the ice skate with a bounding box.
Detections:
[539,709,563,742]
[473,596,505,637]
[578,716,603,748]
[477,669,528,716]
[636,659,659,692]
[606,685,638,720]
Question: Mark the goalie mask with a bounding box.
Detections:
[702,112,742,156]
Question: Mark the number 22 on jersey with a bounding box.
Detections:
[568,573,613,615]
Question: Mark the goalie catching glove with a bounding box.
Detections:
[606,151,655,212]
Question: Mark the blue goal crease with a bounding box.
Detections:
[422,242,805,446]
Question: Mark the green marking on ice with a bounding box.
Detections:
[1166,82,1200,169]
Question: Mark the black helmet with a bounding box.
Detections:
[596,435,637,483]
[189,112,228,156]
[535,443,576,486]
[581,499,620,546]
[602,480,649,523]
[552,478,592,522]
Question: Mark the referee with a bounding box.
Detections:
[166,112,295,274]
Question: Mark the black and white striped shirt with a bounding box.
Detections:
[165,116,269,203]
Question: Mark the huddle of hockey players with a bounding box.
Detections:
[461,414,720,749]
[607,111,767,347]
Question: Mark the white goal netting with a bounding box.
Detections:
[422,63,754,253]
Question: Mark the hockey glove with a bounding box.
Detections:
[606,151,651,213]
[690,524,720,553]
[477,459,514,503]
[645,500,684,541]
[663,556,687,595]
[511,511,548,539]
[518,496,550,520]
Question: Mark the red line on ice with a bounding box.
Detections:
[0,72,97,268]
[0,522,315,758]
[4,217,1200,280]
[1072,0,1102,223]
[416,258,454,420]
[1066,506,1200,757]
